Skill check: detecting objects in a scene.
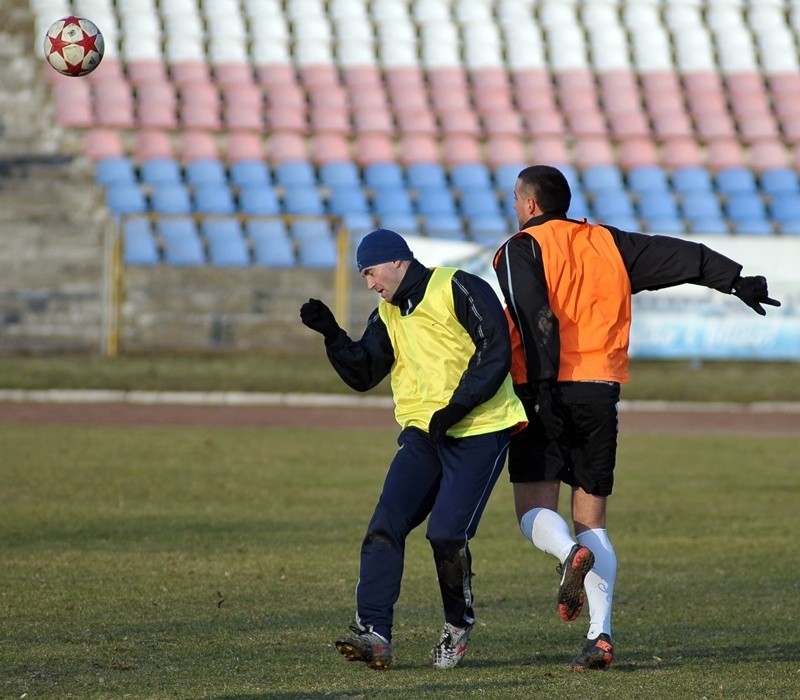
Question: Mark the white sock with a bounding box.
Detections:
[520,508,576,563]
[576,528,616,639]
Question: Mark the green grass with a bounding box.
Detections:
[1,424,797,699]
[1,354,800,402]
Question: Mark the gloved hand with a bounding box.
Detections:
[300,298,341,342]
[428,403,471,443]
[731,276,781,316]
[532,381,564,440]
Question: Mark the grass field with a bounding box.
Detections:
[1,421,797,699]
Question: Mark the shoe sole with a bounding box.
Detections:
[571,645,614,671]
[557,546,595,622]
[335,640,391,670]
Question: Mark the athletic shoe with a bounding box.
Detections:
[571,633,614,670]
[431,622,473,669]
[556,543,595,622]
[335,625,393,670]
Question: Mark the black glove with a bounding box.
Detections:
[731,276,781,316]
[531,381,564,440]
[300,298,341,342]
[428,403,471,443]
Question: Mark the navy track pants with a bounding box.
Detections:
[353,426,510,641]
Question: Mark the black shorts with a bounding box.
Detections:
[507,382,620,497]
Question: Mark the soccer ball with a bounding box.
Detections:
[43,16,104,77]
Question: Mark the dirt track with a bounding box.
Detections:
[0,400,798,435]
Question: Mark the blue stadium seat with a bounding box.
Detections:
[150,184,192,214]
[592,190,635,220]
[558,164,582,195]
[193,183,236,215]
[327,184,370,216]
[156,217,206,265]
[715,167,758,196]
[671,166,714,195]
[493,163,525,192]
[450,162,493,190]
[407,162,447,189]
[638,192,681,221]
[423,214,465,240]
[229,160,272,188]
[140,157,182,186]
[364,162,404,189]
[201,219,250,266]
[320,161,361,188]
[238,184,280,215]
[459,188,502,218]
[645,219,686,235]
[469,215,509,245]
[416,187,458,217]
[725,193,768,226]
[768,192,800,225]
[105,183,147,215]
[582,164,625,194]
[185,159,227,187]
[602,214,640,231]
[373,186,414,216]
[568,190,591,220]
[246,219,296,267]
[283,184,325,216]
[628,165,670,195]
[339,213,375,237]
[681,192,725,223]
[760,167,800,197]
[275,160,316,187]
[122,217,160,265]
[95,157,136,186]
[376,213,420,234]
[291,219,337,267]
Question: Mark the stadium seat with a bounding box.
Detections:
[407,163,448,189]
[229,160,272,188]
[450,162,493,191]
[106,183,148,216]
[291,219,337,267]
[201,219,251,266]
[327,184,370,217]
[376,213,420,235]
[458,189,503,219]
[238,183,281,216]
[274,160,317,187]
[582,164,625,194]
[627,166,670,195]
[282,184,325,216]
[193,183,237,215]
[416,187,458,217]
[122,217,160,265]
[140,158,183,186]
[319,161,361,188]
[760,168,800,197]
[372,186,414,217]
[672,166,714,195]
[364,162,404,189]
[592,190,636,221]
[716,167,758,196]
[156,217,206,265]
[637,192,681,223]
[423,214,465,240]
[247,219,296,267]
[95,157,137,187]
[185,159,227,187]
[150,184,193,215]
[469,215,510,246]
[768,193,800,225]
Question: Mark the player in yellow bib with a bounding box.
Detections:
[301,228,526,670]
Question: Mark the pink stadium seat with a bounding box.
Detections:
[225,131,265,162]
[617,137,660,169]
[127,59,169,86]
[482,111,525,138]
[388,83,430,114]
[607,110,651,140]
[661,136,703,169]
[213,62,254,86]
[353,133,395,166]
[693,110,737,142]
[95,99,136,129]
[395,108,438,136]
[429,67,469,93]
[266,104,307,133]
[255,63,298,88]
[737,112,780,144]
[138,80,178,111]
[52,78,94,128]
[706,137,746,170]
[439,107,481,137]
[767,72,800,96]
[513,70,558,113]
[385,66,426,91]
[87,58,125,86]
[640,70,682,97]
[651,110,695,140]
[565,111,609,138]
[348,85,391,112]
[299,64,340,89]
[342,65,383,89]
[573,136,615,168]
[83,128,125,160]
[750,140,790,171]
[442,134,482,167]
[597,70,640,104]
[134,129,175,160]
[398,134,440,166]
[170,60,211,86]
[522,108,566,138]
[683,70,725,99]
[530,136,571,166]
[267,131,308,163]
[179,130,219,161]
[310,132,352,165]
[559,90,601,116]
[180,103,222,131]
[430,87,473,115]
[223,103,263,131]
[485,135,528,169]
[309,105,352,135]
[473,87,515,116]
[352,107,395,136]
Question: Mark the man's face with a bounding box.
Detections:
[513,179,536,228]
[361,261,407,302]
